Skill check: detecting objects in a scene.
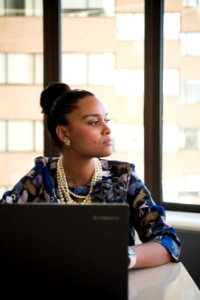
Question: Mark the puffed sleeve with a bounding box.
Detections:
[127,165,181,262]
[0,157,57,204]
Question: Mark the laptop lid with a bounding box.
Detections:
[0,203,129,299]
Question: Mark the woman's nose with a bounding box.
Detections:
[103,122,111,134]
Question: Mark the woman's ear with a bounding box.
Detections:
[56,125,69,143]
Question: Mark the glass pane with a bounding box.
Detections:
[0,4,43,192]
[62,0,145,179]
[163,1,200,205]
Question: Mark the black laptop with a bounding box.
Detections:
[0,203,129,299]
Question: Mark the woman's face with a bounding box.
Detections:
[63,95,112,158]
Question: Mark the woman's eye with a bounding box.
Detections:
[89,121,99,126]
[89,118,110,126]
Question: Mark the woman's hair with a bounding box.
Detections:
[40,82,94,148]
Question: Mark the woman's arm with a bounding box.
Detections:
[127,165,181,267]
[130,241,171,269]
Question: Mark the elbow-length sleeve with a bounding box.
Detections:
[127,165,181,262]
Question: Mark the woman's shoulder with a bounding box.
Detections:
[100,158,135,175]
[34,156,59,169]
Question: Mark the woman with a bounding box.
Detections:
[0,82,181,269]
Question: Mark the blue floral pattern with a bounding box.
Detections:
[0,156,181,262]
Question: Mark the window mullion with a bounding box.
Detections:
[144,0,164,202]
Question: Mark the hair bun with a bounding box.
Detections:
[40,82,70,115]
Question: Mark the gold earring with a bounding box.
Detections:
[63,139,71,146]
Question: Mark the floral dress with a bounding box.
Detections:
[0,156,181,261]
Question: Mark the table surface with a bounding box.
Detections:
[128,262,200,300]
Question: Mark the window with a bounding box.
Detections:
[180,33,200,56]
[180,128,200,150]
[116,13,144,40]
[163,2,200,208]
[8,121,34,151]
[112,124,144,152]
[163,124,180,152]
[3,0,25,16]
[62,54,87,85]
[164,13,180,40]
[62,53,115,85]
[115,69,144,97]
[2,1,199,211]
[0,120,43,152]
[0,53,6,83]
[181,81,200,104]
[34,120,44,152]
[183,0,200,7]
[88,53,115,85]
[34,54,43,84]
[62,0,115,17]
[7,54,33,84]
[0,53,43,85]
[163,69,180,96]
[0,121,6,151]
[0,0,42,16]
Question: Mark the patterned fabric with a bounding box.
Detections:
[0,156,181,261]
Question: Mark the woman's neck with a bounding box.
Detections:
[61,155,96,187]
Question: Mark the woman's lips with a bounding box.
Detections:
[103,139,112,146]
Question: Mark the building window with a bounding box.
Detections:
[62,0,115,17]
[0,121,6,151]
[34,54,43,84]
[88,53,115,85]
[62,53,115,86]
[8,120,34,151]
[7,54,33,84]
[0,0,42,16]
[183,0,200,7]
[116,13,144,40]
[163,124,180,152]
[180,128,200,150]
[115,69,144,97]
[34,120,44,152]
[112,124,144,152]
[164,13,180,40]
[180,81,200,104]
[163,69,180,96]
[62,54,87,85]
[163,175,200,204]
[0,53,43,85]
[0,53,6,84]
[0,120,43,152]
[180,33,200,56]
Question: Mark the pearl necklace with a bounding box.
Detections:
[56,156,102,204]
